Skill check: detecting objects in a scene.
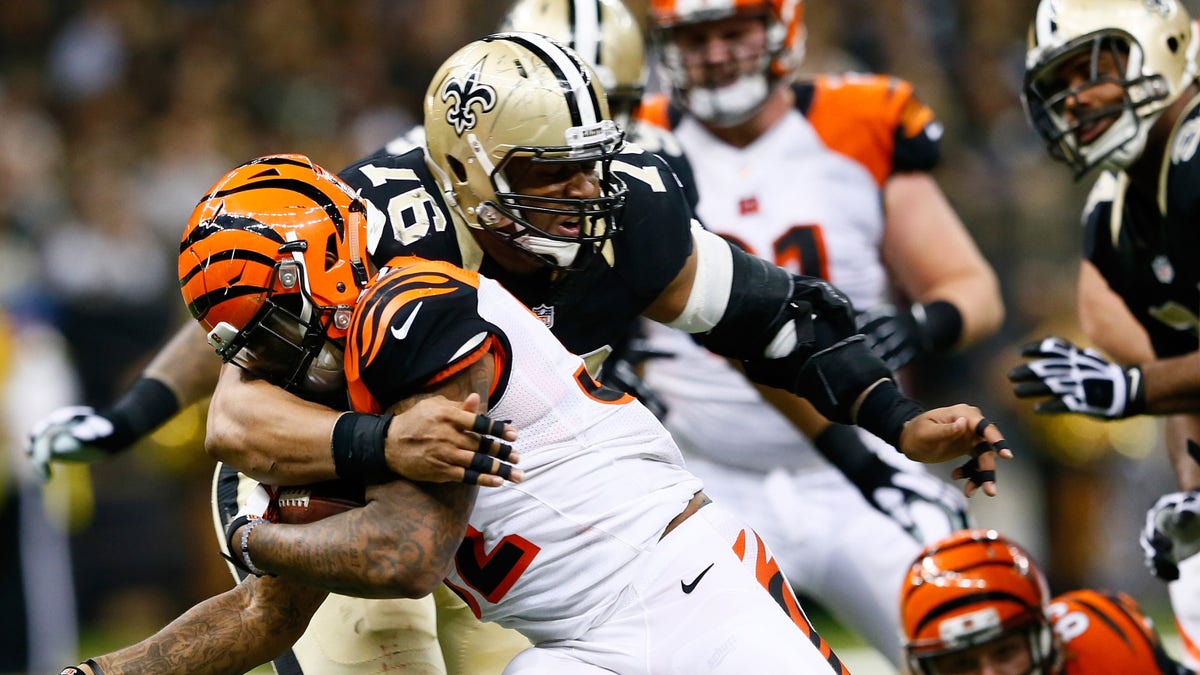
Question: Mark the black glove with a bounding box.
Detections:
[856,301,963,371]
[815,425,969,544]
[1008,337,1144,419]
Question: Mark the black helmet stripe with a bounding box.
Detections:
[178,246,278,288]
[209,178,347,237]
[186,283,274,322]
[492,32,603,127]
[179,213,286,253]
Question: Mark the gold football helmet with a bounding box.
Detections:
[1024,0,1199,177]
[650,0,805,126]
[500,0,647,129]
[423,32,627,270]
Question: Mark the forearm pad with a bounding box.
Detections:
[695,244,856,360]
[789,335,894,424]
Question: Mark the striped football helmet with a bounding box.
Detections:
[178,154,369,394]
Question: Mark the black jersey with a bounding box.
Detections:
[1083,96,1200,358]
[339,143,695,361]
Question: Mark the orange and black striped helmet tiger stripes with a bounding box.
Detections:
[178,154,369,340]
[900,529,1059,675]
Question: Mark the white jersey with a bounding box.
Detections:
[638,76,943,472]
[346,258,702,644]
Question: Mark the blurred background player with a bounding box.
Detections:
[636,0,1004,664]
[1012,0,1200,666]
[900,528,1188,674]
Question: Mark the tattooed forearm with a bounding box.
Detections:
[240,359,491,597]
[249,478,474,597]
[92,576,325,675]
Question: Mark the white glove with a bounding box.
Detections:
[1141,489,1200,582]
[26,406,121,481]
[1008,336,1144,419]
[865,462,971,545]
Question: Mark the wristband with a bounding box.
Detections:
[853,379,926,449]
[97,377,181,452]
[1127,365,1146,416]
[918,300,963,353]
[60,659,104,675]
[813,424,877,477]
[331,412,395,482]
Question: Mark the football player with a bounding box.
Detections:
[900,528,1189,675]
[635,0,1005,663]
[68,153,871,674]
[1012,0,1200,665]
[50,29,1011,674]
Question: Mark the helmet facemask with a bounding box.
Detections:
[1024,31,1168,178]
[652,1,805,127]
[906,611,1057,675]
[473,119,627,270]
[206,240,351,397]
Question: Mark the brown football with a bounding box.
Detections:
[273,480,365,524]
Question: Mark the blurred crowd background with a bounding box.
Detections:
[0,0,1191,670]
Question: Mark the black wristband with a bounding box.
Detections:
[1127,365,1146,416]
[854,380,925,449]
[331,412,395,483]
[813,424,879,477]
[919,300,963,353]
[96,377,180,452]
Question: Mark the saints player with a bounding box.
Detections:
[1013,0,1200,667]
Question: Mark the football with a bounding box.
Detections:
[273,480,366,524]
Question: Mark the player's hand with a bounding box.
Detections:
[1008,337,1144,420]
[386,393,522,488]
[1141,489,1200,581]
[848,451,970,545]
[26,406,125,481]
[857,304,928,370]
[897,407,1012,497]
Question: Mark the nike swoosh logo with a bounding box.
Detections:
[391,301,423,340]
[681,562,715,594]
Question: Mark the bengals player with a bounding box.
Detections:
[71,154,854,674]
[636,0,1004,664]
[900,529,1189,675]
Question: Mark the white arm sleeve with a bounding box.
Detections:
[664,223,734,333]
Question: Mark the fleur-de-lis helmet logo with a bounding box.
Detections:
[441,57,498,136]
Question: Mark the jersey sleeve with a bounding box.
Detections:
[1080,172,1120,273]
[802,74,942,184]
[610,147,696,305]
[345,259,502,413]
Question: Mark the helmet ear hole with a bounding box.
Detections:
[447,155,468,183]
[325,234,338,272]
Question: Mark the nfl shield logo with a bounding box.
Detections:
[1152,255,1175,284]
[532,304,554,328]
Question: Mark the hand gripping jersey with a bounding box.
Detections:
[637,74,942,472]
[1049,589,1183,674]
[339,141,695,371]
[345,257,702,643]
[1082,92,1200,360]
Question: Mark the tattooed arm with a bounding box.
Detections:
[88,575,326,675]
[231,357,494,598]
